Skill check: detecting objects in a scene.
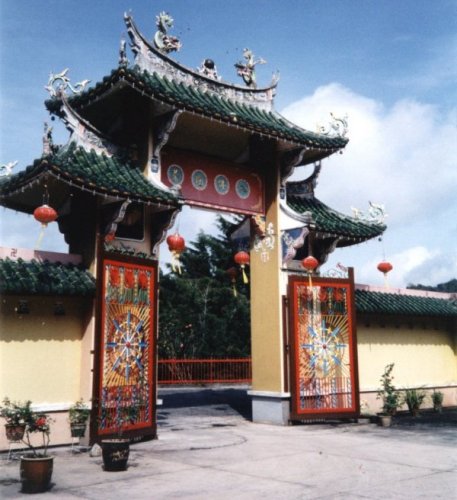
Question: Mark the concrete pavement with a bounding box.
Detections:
[1,386,456,499]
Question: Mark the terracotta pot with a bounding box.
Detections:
[70,423,87,438]
[101,439,130,471]
[5,423,26,442]
[20,455,54,493]
[379,415,392,427]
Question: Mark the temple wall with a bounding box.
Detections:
[356,318,457,413]
[0,295,92,450]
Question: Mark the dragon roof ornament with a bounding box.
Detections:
[317,112,349,138]
[154,12,182,53]
[44,68,90,98]
[351,202,387,225]
[124,12,278,111]
[0,161,17,177]
[235,48,266,89]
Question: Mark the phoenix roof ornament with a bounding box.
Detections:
[235,48,266,88]
[154,12,181,53]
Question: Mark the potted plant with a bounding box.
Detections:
[403,388,426,417]
[99,403,137,472]
[20,410,54,493]
[376,363,400,427]
[0,397,32,442]
[431,390,444,413]
[68,399,90,438]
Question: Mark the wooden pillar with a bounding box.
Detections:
[249,139,289,424]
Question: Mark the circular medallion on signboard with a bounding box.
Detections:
[167,164,184,186]
[235,179,250,199]
[214,175,230,195]
[191,170,208,191]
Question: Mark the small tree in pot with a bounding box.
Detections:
[403,388,426,417]
[376,363,400,426]
[0,397,33,442]
[68,399,90,438]
[20,410,54,493]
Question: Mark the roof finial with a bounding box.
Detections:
[43,122,54,155]
[119,37,128,66]
[154,12,181,53]
[317,112,349,138]
[0,161,17,177]
[235,48,266,88]
[44,69,90,98]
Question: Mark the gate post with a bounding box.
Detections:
[248,147,290,425]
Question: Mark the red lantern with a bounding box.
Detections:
[301,255,318,272]
[166,232,186,273]
[167,233,186,253]
[226,267,238,297]
[377,261,393,274]
[234,251,250,284]
[33,204,57,226]
[377,260,393,287]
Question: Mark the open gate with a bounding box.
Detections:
[288,270,359,420]
[91,251,158,442]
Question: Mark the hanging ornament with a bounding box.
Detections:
[226,267,238,297]
[377,260,393,287]
[234,250,250,284]
[166,232,186,274]
[33,201,58,250]
[301,255,319,287]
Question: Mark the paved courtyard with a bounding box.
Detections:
[1,386,456,499]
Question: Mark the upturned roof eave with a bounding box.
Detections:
[52,67,348,153]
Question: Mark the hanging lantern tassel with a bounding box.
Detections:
[226,267,238,297]
[301,255,319,288]
[33,204,58,250]
[166,232,186,274]
[377,261,393,288]
[234,251,250,284]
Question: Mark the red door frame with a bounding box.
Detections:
[288,269,360,420]
[90,249,158,443]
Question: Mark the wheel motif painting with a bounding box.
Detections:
[105,310,147,386]
[301,318,347,378]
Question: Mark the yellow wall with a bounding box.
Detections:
[356,317,457,412]
[0,295,91,403]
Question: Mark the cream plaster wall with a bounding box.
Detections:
[0,296,91,403]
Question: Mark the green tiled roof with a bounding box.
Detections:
[0,143,179,206]
[0,258,95,296]
[355,289,457,317]
[287,196,385,244]
[61,67,348,151]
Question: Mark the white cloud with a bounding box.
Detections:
[283,83,457,288]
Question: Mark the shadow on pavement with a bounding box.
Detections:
[159,386,252,421]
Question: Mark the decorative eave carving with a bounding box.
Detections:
[124,13,278,111]
[351,201,387,225]
[285,162,322,200]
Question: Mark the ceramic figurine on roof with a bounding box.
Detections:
[235,48,266,88]
[153,11,181,53]
[197,59,221,81]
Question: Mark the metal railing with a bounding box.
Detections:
[158,358,252,384]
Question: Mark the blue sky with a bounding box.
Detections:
[1,0,456,287]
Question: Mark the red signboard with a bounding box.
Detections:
[288,273,359,420]
[161,147,264,215]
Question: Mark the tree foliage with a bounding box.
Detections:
[158,215,250,358]
[407,278,457,293]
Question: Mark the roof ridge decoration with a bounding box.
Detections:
[0,161,17,177]
[45,70,118,157]
[154,12,182,53]
[351,202,387,225]
[124,12,278,111]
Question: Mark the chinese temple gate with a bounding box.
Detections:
[0,10,385,440]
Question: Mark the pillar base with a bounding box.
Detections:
[248,390,290,425]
